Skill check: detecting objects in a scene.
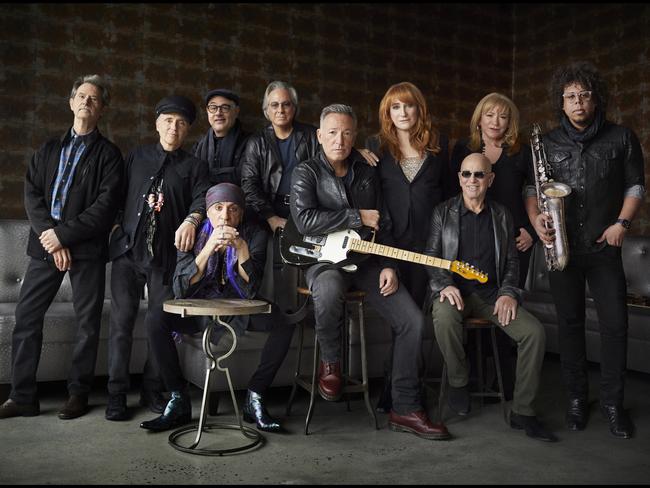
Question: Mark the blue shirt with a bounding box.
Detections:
[50,129,89,220]
[276,132,298,195]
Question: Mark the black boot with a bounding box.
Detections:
[140,391,191,432]
[242,390,282,432]
[566,397,589,431]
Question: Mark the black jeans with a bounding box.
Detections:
[11,257,105,403]
[549,245,629,405]
[151,307,294,394]
[107,252,166,395]
[306,262,425,415]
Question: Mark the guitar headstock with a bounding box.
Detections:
[450,261,488,283]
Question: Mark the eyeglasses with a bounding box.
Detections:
[269,101,293,111]
[460,170,489,179]
[562,90,592,103]
[207,104,233,114]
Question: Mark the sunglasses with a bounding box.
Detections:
[459,170,490,179]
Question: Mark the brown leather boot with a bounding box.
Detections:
[389,410,451,440]
[318,360,342,401]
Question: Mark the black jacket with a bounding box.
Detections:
[450,138,537,244]
[24,128,124,261]
[240,121,318,220]
[191,120,250,185]
[367,134,450,250]
[424,194,521,302]
[109,143,210,278]
[290,147,395,270]
[542,121,645,254]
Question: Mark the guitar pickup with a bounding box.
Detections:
[304,234,327,245]
[289,245,322,259]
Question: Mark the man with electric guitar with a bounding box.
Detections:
[287,103,451,440]
[425,153,557,442]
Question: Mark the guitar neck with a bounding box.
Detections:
[349,238,452,271]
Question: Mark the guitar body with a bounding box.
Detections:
[279,218,365,272]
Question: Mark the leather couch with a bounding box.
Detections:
[0,219,148,398]
[522,237,650,374]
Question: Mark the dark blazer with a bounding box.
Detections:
[424,194,521,302]
[240,121,318,220]
[24,128,124,261]
[366,134,450,250]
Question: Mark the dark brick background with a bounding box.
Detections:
[1,3,648,234]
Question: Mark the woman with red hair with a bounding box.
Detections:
[364,82,451,412]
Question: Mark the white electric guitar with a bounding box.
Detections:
[279,218,488,283]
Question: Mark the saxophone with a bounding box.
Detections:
[530,123,572,271]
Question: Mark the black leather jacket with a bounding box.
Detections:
[240,121,318,220]
[424,194,521,302]
[290,147,395,270]
[543,121,645,254]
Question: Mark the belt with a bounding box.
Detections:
[275,194,291,206]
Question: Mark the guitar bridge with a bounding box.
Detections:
[289,245,322,259]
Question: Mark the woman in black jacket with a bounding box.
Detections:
[363,82,450,413]
[365,81,450,309]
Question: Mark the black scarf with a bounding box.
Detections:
[196,120,242,182]
[561,108,605,144]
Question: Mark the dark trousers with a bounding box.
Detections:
[11,257,105,404]
[306,262,425,415]
[151,307,295,394]
[107,252,165,395]
[549,245,629,405]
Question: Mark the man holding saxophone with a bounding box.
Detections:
[526,61,646,439]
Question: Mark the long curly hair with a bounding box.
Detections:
[377,82,440,162]
[549,61,608,119]
[468,92,521,156]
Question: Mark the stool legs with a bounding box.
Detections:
[285,298,377,434]
[435,325,509,425]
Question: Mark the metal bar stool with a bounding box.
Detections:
[286,287,378,435]
[425,317,509,425]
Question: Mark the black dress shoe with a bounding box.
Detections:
[58,394,89,420]
[601,404,634,439]
[139,389,167,414]
[448,385,470,416]
[242,390,282,432]
[566,397,588,431]
[140,392,191,432]
[105,393,128,421]
[510,412,558,442]
[0,398,40,418]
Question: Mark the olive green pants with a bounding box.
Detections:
[432,293,546,417]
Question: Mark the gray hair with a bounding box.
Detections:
[70,74,110,107]
[262,80,299,120]
[319,103,357,127]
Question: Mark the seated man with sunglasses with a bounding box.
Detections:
[423,153,557,443]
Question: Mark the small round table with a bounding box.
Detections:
[163,298,271,456]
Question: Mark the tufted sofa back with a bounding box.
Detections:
[0,219,113,303]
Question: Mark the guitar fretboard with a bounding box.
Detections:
[349,238,452,270]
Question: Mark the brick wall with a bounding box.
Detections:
[1,3,647,235]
